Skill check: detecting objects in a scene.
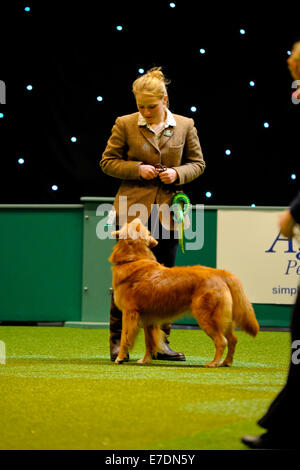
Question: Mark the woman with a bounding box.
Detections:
[100,67,206,361]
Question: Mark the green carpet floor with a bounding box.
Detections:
[0,326,290,450]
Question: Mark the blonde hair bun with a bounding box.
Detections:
[147,67,166,81]
[132,66,170,99]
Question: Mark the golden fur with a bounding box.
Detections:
[109,219,259,367]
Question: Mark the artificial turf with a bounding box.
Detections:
[0,326,290,450]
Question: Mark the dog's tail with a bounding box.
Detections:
[223,272,259,337]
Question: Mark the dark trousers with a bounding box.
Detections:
[109,219,179,349]
[257,286,300,437]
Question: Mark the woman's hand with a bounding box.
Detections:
[140,164,158,180]
[158,168,178,184]
[140,165,178,183]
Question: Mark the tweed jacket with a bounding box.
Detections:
[100,111,206,229]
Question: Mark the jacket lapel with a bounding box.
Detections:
[159,127,175,149]
[139,126,176,151]
[139,127,160,152]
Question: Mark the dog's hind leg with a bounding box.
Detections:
[202,329,228,368]
[191,290,228,368]
[220,324,238,367]
[115,309,140,364]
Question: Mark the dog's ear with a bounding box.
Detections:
[127,219,144,239]
[148,236,158,248]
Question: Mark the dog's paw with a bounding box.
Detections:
[220,360,232,367]
[137,357,152,364]
[115,356,124,364]
[204,361,220,368]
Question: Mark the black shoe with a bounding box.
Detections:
[153,344,186,361]
[241,433,297,450]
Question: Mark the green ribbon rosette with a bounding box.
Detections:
[171,192,191,253]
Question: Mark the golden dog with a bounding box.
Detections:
[109,219,259,367]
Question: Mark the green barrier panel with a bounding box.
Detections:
[0,205,83,322]
[0,201,293,327]
[81,201,115,323]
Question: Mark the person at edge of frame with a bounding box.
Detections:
[242,39,300,450]
[100,67,206,362]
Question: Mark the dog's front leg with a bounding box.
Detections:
[115,309,140,364]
